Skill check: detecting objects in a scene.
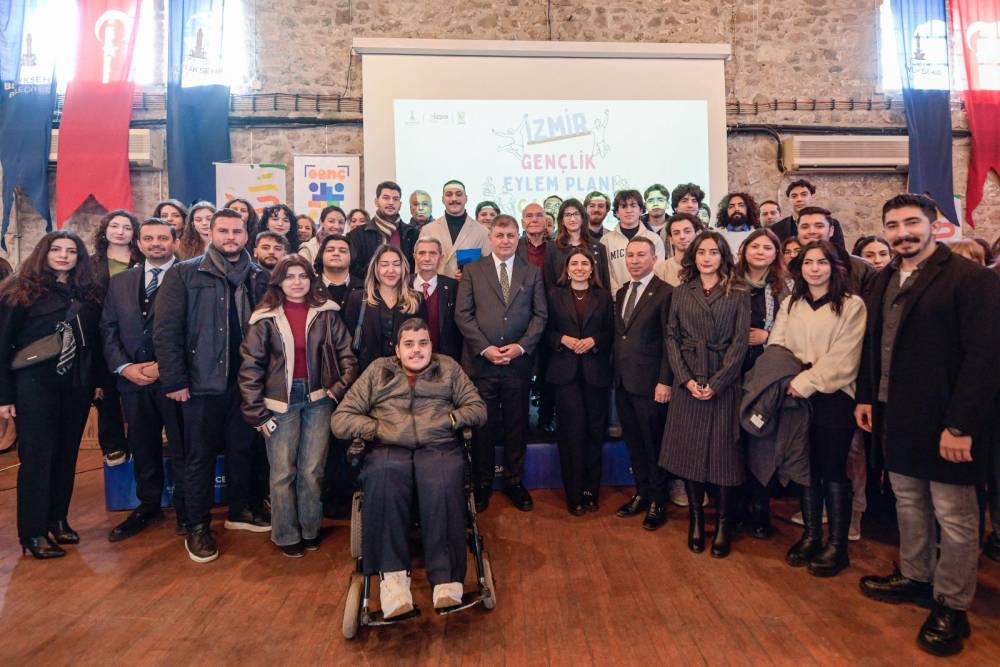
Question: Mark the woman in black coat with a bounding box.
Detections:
[543,198,611,289]
[0,232,103,559]
[343,245,427,373]
[545,247,614,515]
[659,231,750,558]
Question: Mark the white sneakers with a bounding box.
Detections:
[432,582,464,609]
[380,572,464,617]
[380,571,414,619]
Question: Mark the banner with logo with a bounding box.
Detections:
[55,0,141,223]
[215,163,287,216]
[293,154,361,219]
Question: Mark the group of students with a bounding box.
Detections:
[0,177,998,656]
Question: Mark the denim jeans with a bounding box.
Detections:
[889,471,980,610]
[265,380,333,546]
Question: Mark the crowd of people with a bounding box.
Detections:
[0,178,998,655]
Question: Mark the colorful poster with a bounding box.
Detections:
[293,154,360,219]
[215,162,287,215]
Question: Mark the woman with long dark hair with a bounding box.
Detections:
[177,201,216,260]
[239,255,358,557]
[544,198,611,289]
[852,235,893,272]
[261,204,301,253]
[545,247,613,515]
[0,232,103,558]
[91,209,142,466]
[224,197,261,238]
[347,208,370,233]
[734,227,789,537]
[152,199,188,236]
[343,245,426,373]
[660,230,750,558]
[770,241,866,577]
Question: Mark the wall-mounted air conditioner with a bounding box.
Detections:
[782,135,909,173]
[49,128,160,169]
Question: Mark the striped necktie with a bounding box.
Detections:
[146,267,162,297]
[499,261,510,304]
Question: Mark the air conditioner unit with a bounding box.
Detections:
[49,128,158,169]
[782,135,909,173]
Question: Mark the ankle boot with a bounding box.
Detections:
[48,519,80,545]
[809,481,852,577]
[21,536,66,559]
[748,477,772,539]
[685,480,705,553]
[786,483,824,567]
[711,485,734,558]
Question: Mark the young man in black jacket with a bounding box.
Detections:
[855,194,1000,657]
[347,181,419,278]
[154,209,271,563]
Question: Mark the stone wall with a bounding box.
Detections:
[4,0,999,265]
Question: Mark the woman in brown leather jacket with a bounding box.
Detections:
[239,255,358,557]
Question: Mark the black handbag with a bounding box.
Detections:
[11,302,83,370]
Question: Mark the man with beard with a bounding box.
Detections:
[419,180,492,279]
[348,181,419,278]
[796,206,875,296]
[409,189,433,228]
[857,194,1000,657]
[772,179,846,247]
[155,209,272,563]
[584,191,611,239]
[643,183,671,249]
[715,192,760,232]
[253,231,289,270]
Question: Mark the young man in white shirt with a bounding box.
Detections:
[601,189,666,296]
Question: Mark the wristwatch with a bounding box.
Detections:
[946,427,967,437]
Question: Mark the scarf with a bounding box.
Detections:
[373,211,401,241]
[206,245,253,331]
[747,271,777,333]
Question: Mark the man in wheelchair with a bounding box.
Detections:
[331,318,487,619]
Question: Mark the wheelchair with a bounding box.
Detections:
[341,427,497,639]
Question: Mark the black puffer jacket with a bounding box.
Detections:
[238,300,359,427]
[153,250,270,395]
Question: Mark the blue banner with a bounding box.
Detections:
[0,0,26,83]
[890,0,959,223]
[0,81,55,249]
[167,0,231,206]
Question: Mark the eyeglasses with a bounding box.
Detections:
[563,212,583,219]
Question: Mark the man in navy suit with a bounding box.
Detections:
[99,218,185,541]
[456,215,548,512]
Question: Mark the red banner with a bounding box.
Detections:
[55,0,141,224]
[950,0,1000,225]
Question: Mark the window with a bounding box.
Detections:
[878,0,952,92]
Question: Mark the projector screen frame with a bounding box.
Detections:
[355,38,731,213]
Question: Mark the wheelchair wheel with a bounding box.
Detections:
[350,491,363,560]
[342,576,363,639]
[482,550,497,610]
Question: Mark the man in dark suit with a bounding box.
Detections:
[613,236,673,530]
[412,237,462,361]
[770,178,846,248]
[456,214,548,512]
[99,218,185,541]
[348,181,419,278]
[856,194,1000,657]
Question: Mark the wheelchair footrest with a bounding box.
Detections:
[364,607,421,626]
[434,592,487,616]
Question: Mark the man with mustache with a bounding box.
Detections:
[419,180,492,279]
[100,218,185,541]
[715,192,760,232]
[856,194,1000,657]
[348,181,419,278]
[253,231,289,270]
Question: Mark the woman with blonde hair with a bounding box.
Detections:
[343,245,426,373]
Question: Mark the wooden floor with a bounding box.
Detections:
[0,448,998,666]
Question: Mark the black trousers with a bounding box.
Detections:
[534,348,556,428]
[472,373,530,486]
[14,371,93,540]
[553,379,609,504]
[120,386,183,515]
[616,387,668,504]
[94,381,127,456]
[809,424,855,484]
[322,435,353,509]
[360,444,467,586]
[180,383,259,527]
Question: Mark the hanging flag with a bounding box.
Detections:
[54,0,141,224]
[166,0,232,206]
[0,1,26,83]
[890,0,959,223]
[949,0,1000,225]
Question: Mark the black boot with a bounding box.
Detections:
[786,483,823,567]
[711,485,734,558]
[748,477,772,539]
[809,481,852,577]
[48,519,80,545]
[21,536,66,559]
[685,480,705,553]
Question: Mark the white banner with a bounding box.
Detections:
[215,163,287,216]
[293,154,361,220]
